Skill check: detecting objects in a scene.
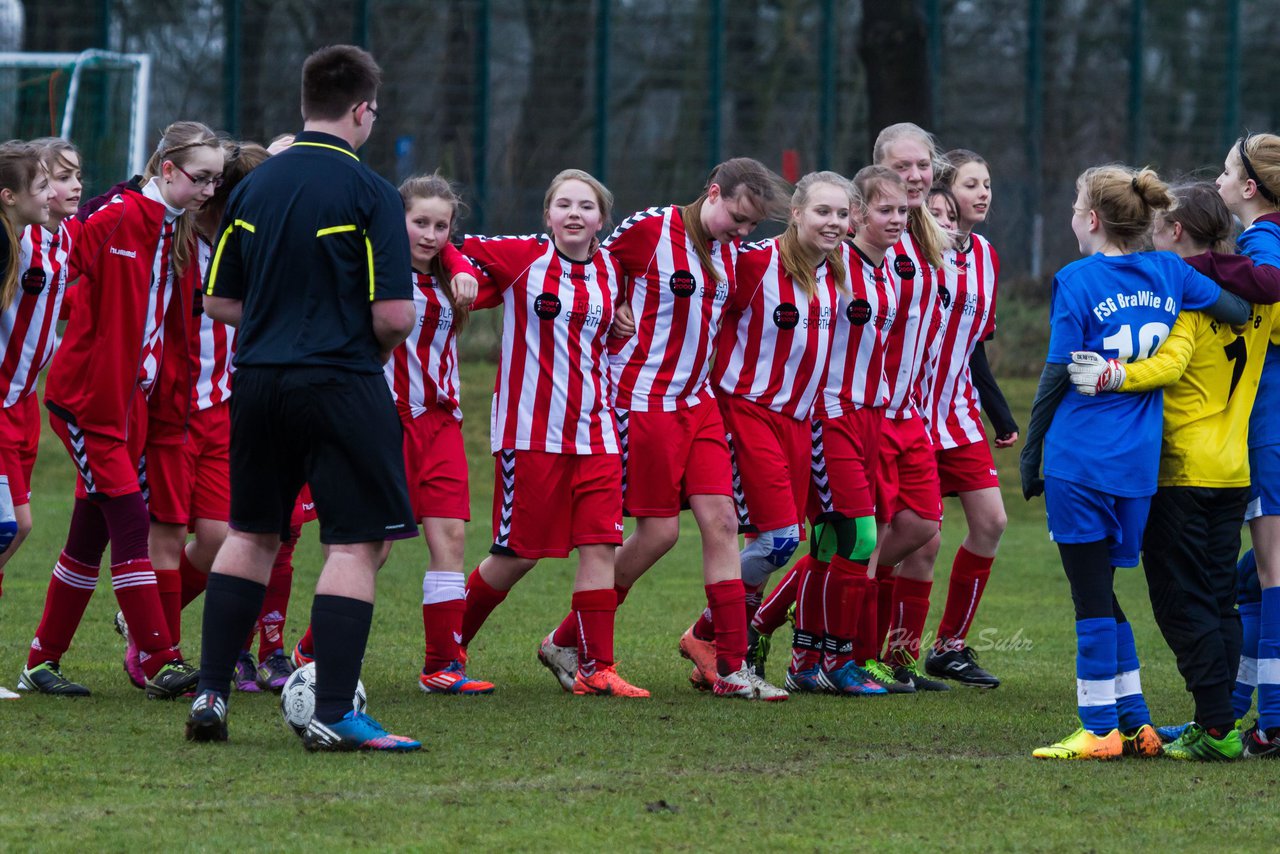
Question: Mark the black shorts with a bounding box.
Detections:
[228,366,415,544]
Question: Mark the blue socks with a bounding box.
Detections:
[1259,587,1280,731]
[1114,620,1151,731]
[1076,617,1118,735]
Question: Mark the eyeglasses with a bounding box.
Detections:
[355,102,379,122]
[172,162,223,188]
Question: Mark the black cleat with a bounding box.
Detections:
[146,660,200,700]
[16,661,91,696]
[185,690,229,742]
[925,645,1001,688]
[1242,723,1280,759]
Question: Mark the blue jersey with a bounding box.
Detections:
[1239,217,1280,449]
[1043,251,1222,497]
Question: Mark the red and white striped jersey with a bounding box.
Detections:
[1,223,72,407]
[138,221,177,394]
[924,233,1000,448]
[881,232,942,420]
[463,234,620,455]
[604,206,737,412]
[192,238,235,411]
[713,239,839,421]
[818,242,898,418]
[385,270,462,422]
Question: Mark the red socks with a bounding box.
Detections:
[753,567,799,635]
[572,588,617,675]
[705,579,747,675]
[552,584,631,648]
[853,577,881,663]
[936,546,993,649]
[111,558,178,677]
[824,555,870,671]
[178,549,208,609]
[27,553,100,668]
[887,576,932,662]
[460,567,508,647]
[296,624,314,659]
[790,556,826,673]
[423,599,465,672]
[155,569,182,647]
[256,545,295,659]
[875,575,896,657]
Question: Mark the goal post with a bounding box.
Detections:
[0,49,151,187]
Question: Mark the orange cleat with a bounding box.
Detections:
[678,625,718,686]
[1122,724,1163,758]
[572,665,651,698]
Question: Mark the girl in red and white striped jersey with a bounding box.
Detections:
[694,172,848,696]
[536,158,792,701]
[761,166,910,696]
[387,173,492,696]
[906,150,1018,688]
[23,122,222,698]
[0,142,61,609]
[458,169,649,697]
[866,122,954,691]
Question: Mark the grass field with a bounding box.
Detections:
[1,366,1278,852]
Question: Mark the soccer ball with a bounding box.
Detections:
[279,662,368,736]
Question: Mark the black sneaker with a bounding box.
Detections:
[145,660,199,700]
[16,661,91,696]
[862,658,915,694]
[890,650,950,692]
[746,626,771,679]
[925,644,1001,688]
[185,690,229,742]
[1242,723,1280,759]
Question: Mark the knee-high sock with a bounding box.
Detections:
[853,577,881,663]
[790,556,826,673]
[824,555,869,672]
[935,546,993,650]
[573,588,617,676]
[101,493,178,676]
[1234,600,1261,721]
[27,499,109,668]
[178,548,208,609]
[1258,587,1280,731]
[311,594,373,724]
[875,575,896,656]
[887,577,932,662]
[1076,617,1119,735]
[460,567,508,647]
[255,540,295,659]
[553,584,630,648]
[422,570,467,672]
[1114,618,1152,730]
[706,579,747,676]
[196,572,268,698]
[753,567,799,635]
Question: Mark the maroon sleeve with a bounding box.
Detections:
[1184,251,1280,305]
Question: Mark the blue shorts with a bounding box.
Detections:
[1246,445,1280,521]
[1043,476,1152,568]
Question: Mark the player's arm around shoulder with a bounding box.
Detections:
[1113,311,1202,392]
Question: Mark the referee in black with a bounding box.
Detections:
[185,45,420,751]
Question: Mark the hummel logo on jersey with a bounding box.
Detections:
[110,246,137,258]
[615,522,625,532]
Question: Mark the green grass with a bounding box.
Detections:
[2,366,1278,852]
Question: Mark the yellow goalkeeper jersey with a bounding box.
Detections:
[1120,306,1280,487]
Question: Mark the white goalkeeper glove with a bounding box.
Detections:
[1068,351,1125,396]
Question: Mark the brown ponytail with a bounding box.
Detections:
[683,157,790,283]
[401,172,472,328]
[142,121,224,276]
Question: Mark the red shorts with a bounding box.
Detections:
[0,395,41,507]
[402,406,470,522]
[809,406,883,521]
[145,403,231,525]
[877,415,942,525]
[491,449,622,559]
[620,400,732,517]
[936,439,1000,497]
[50,396,148,501]
[719,394,810,533]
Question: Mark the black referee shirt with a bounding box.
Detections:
[206,131,412,374]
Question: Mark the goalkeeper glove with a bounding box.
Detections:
[1068,351,1125,396]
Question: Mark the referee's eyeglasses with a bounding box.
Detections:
[356,102,379,123]
[171,162,224,189]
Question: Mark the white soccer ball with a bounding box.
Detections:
[280,661,368,736]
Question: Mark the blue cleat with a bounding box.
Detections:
[302,710,421,752]
[826,661,889,696]
[784,666,833,694]
[1156,721,1193,744]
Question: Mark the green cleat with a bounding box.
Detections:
[863,658,915,694]
[16,661,90,696]
[745,626,771,679]
[1162,723,1243,761]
